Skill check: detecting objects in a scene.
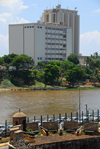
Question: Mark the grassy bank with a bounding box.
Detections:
[60,86,100,91]
[0,79,100,91]
[0,79,15,88]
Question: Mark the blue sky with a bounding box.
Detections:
[0,0,100,57]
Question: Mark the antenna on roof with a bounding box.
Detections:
[75,7,77,10]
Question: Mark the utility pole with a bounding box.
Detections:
[79,86,81,119]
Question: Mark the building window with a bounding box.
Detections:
[63,29,66,33]
[63,54,66,57]
[63,34,66,38]
[52,33,55,35]
[37,26,39,28]
[45,27,47,29]
[48,28,51,30]
[27,26,29,28]
[37,57,39,60]
[32,26,34,28]
[24,26,26,28]
[40,26,42,28]
[63,44,66,47]
[40,57,42,60]
[30,26,31,28]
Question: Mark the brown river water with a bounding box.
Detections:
[0,89,100,124]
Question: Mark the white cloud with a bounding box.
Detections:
[0,13,12,24]
[11,17,30,24]
[0,34,8,56]
[0,0,29,12]
[92,9,100,14]
[80,31,100,56]
[31,3,37,8]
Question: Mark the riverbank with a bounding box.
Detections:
[0,85,100,92]
[0,79,100,92]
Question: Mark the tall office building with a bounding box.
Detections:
[9,5,80,65]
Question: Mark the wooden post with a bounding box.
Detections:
[59,113,61,123]
[34,116,36,122]
[47,115,49,122]
[76,112,78,122]
[98,110,99,122]
[92,110,94,122]
[41,116,42,126]
[53,114,55,121]
[5,120,7,138]
[65,113,67,121]
[71,112,72,121]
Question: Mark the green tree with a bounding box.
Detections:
[37,61,44,69]
[94,59,100,68]
[0,57,4,65]
[93,52,99,59]
[44,63,60,86]
[11,54,34,70]
[60,60,75,71]
[65,66,85,87]
[3,53,18,64]
[84,56,95,69]
[67,54,79,65]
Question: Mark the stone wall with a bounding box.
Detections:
[83,122,98,132]
[26,122,38,131]
[42,122,58,130]
[64,121,78,130]
[31,137,100,149]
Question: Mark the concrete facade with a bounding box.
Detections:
[9,5,80,66]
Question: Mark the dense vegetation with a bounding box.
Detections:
[0,52,100,88]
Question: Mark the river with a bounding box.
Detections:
[0,89,100,124]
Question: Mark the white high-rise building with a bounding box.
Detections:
[9,5,80,65]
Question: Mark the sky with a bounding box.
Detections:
[0,0,100,57]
